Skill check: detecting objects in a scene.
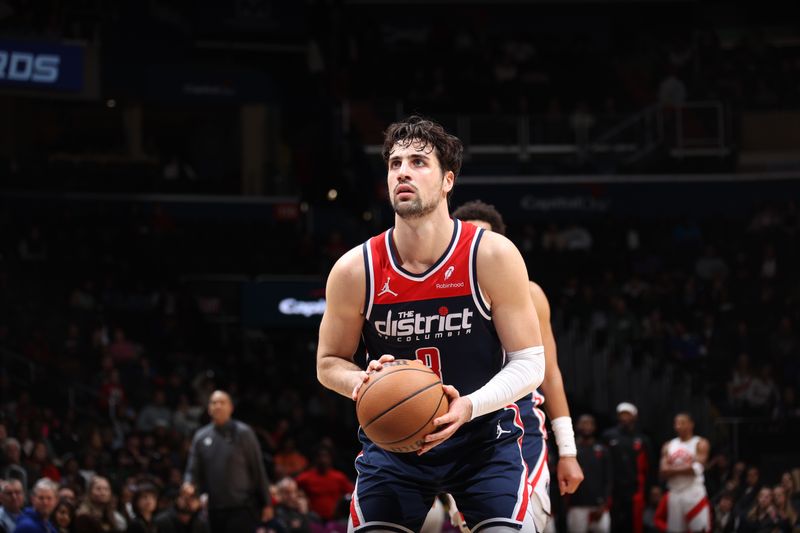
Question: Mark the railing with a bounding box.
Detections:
[352,100,729,169]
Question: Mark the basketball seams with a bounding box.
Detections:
[373,391,446,446]
[362,379,441,428]
[356,365,435,410]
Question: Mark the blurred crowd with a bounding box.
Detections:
[0,193,797,531]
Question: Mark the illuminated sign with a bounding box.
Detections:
[0,39,84,92]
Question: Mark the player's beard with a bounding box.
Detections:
[391,184,442,219]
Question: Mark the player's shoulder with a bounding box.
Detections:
[475,229,520,259]
[328,245,366,284]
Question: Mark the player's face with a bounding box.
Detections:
[674,414,693,437]
[387,141,453,219]
[466,219,492,232]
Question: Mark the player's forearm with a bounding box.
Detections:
[317,354,362,398]
[466,346,545,419]
[541,366,571,420]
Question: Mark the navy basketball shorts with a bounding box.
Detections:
[348,404,533,532]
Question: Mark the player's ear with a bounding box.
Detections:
[442,171,455,193]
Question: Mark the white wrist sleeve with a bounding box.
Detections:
[551,417,577,457]
[466,345,545,420]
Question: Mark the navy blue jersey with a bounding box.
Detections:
[361,218,502,395]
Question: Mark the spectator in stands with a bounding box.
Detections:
[734,466,762,519]
[14,478,58,533]
[1,478,26,532]
[602,402,652,533]
[125,483,158,533]
[272,439,308,479]
[273,478,316,533]
[772,484,798,531]
[695,246,729,281]
[781,471,800,511]
[24,444,60,486]
[55,488,76,507]
[51,499,75,533]
[153,493,208,533]
[294,448,353,523]
[642,486,663,533]
[566,414,611,533]
[711,491,735,533]
[182,390,272,533]
[745,365,781,417]
[740,487,780,532]
[2,441,27,492]
[74,476,125,532]
[135,391,172,434]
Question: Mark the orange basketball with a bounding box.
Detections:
[356,359,449,453]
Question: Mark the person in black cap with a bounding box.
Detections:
[602,402,653,533]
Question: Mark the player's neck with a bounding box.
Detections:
[678,433,694,442]
[392,208,454,271]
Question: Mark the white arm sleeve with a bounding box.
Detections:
[465,345,545,420]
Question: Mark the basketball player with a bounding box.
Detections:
[317,116,546,532]
[452,200,584,531]
[659,412,711,533]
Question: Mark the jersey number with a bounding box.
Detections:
[415,347,442,379]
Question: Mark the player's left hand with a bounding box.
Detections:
[557,456,584,495]
[418,385,471,455]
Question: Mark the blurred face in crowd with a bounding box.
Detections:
[136,492,157,517]
[718,495,733,513]
[773,486,786,508]
[54,502,73,528]
[781,472,795,494]
[757,487,773,510]
[5,441,21,463]
[208,391,234,426]
[747,467,760,487]
[576,415,596,439]
[673,414,694,440]
[387,141,452,219]
[58,487,76,505]
[2,479,25,512]
[32,486,57,518]
[649,486,662,506]
[90,477,112,505]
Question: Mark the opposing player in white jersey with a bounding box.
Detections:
[659,412,711,533]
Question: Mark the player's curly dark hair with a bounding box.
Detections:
[382,115,464,202]
[451,200,507,235]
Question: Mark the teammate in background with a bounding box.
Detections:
[602,402,652,533]
[317,116,546,532]
[659,413,711,533]
[564,415,612,533]
[453,200,585,525]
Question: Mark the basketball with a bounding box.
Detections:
[356,359,449,453]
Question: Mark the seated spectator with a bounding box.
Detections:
[25,443,61,485]
[52,498,76,533]
[135,391,172,434]
[1,478,26,532]
[125,484,158,533]
[153,493,209,533]
[781,471,800,511]
[295,448,353,523]
[739,487,781,533]
[772,484,798,532]
[14,478,58,533]
[734,466,762,518]
[74,476,125,532]
[273,439,308,478]
[274,477,317,533]
[712,491,735,533]
[2,439,29,490]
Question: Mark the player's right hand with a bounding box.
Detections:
[351,354,395,401]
